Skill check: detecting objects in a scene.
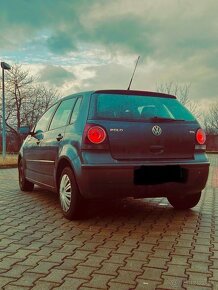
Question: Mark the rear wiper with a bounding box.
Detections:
[149,116,185,122]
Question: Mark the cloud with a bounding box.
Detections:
[0,0,217,109]
[1,0,217,59]
[39,65,76,86]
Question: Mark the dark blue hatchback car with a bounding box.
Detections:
[18,90,210,219]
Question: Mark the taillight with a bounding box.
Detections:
[82,124,108,149]
[196,128,206,145]
[87,126,106,144]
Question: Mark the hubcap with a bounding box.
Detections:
[60,174,72,212]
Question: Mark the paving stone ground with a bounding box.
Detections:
[0,154,217,290]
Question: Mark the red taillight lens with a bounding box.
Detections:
[87,126,106,144]
[196,128,206,145]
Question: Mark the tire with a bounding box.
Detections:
[167,192,201,210]
[59,167,83,220]
[18,159,34,191]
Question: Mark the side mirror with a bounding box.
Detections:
[34,129,44,140]
[18,126,31,135]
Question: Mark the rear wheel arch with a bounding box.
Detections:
[56,157,77,189]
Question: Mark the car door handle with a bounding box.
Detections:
[56,134,63,141]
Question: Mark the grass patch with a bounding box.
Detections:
[0,154,18,168]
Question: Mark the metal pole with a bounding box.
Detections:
[2,67,6,159]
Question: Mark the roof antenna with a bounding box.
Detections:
[127,55,140,90]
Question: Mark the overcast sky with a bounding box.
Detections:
[0,0,217,111]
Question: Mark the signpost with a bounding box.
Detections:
[1,62,11,159]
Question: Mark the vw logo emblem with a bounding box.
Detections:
[152,125,162,136]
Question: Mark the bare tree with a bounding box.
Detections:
[156,82,200,118]
[204,102,218,135]
[0,64,58,149]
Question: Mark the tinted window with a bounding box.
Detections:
[35,104,58,132]
[70,97,82,123]
[90,93,196,121]
[50,98,77,130]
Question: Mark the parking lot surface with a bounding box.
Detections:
[0,154,217,290]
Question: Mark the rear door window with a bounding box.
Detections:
[89,93,196,122]
[49,98,77,130]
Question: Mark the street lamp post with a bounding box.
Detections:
[1,62,11,159]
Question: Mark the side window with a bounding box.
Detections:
[70,97,82,123]
[35,104,58,132]
[49,98,77,130]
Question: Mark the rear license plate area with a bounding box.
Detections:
[134,165,187,185]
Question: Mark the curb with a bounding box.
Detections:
[0,165,18,169]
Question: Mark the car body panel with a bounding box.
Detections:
[77,162,209,198]
[86,119,198,160]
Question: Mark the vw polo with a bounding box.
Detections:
[18,90,210,219]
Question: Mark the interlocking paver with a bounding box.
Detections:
[105,253,129,265]
[70,250,93,261]
[54,258,80,271]
[0,154,217,289]
[173,246,192,256]
[95,262,120,275]
[27,261,59,274]
[187,261,212,273]
[83,273,114,289]
[121,258,144,272]
[109,281,137,290]
[40,269,72,283]
[137,267,163,281]
[110,269,139,286]
[80,255,106,267]
[185,286,213,290]
[209,268,218,280]
[44,251,70,263]
[145,256,169,269]
[191,252,211,262]
[4,284,30,290]
[116,245,137,254]
[210,259,218,269]
[0,264,30,279]
[163,264,188,278]
[70,265,98,279]
[136,279,160,290]
[32,280,61,289]
[0,258,22,270]
[169,254,190,266]
[129,250,149,261]
[158,275,186,289]
[184,272,212,287]
[8,272,42,287]
[55,278,87,289]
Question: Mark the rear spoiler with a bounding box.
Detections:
[94,89,176,99]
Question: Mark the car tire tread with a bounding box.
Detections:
[167,192,201,210]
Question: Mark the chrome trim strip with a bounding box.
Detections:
[27,159,55,164]
[27,177,55,189]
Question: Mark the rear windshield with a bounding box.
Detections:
[89,93,196,122]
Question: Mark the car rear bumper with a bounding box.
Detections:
[77,161,210,199]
